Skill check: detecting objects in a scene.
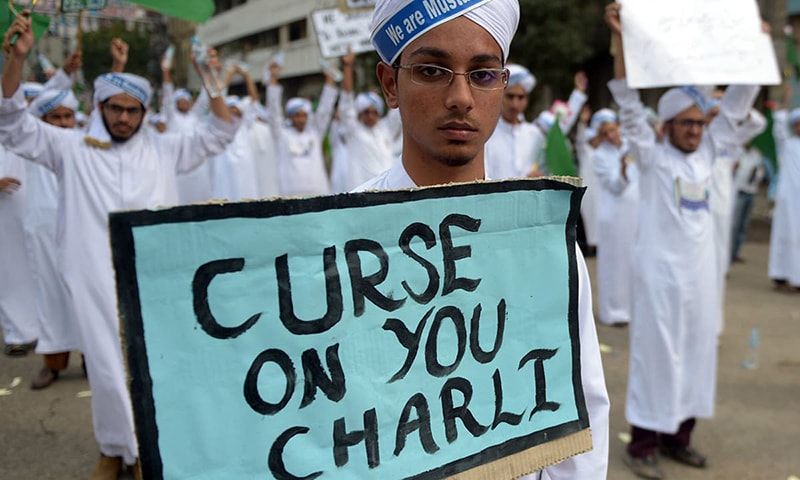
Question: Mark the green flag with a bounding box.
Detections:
[751,102,778,173]
[0,4,50,41]
[126,0,215,23]
[544,115,578,177]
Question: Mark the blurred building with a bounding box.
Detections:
[197,0,341,99]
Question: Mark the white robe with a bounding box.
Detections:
[576,123,599,247]
[267,83,337,197]
[0,86,236,463]
[328,118,350,194]
[0,148,39,345]
[592,140,639,326]
[23,159,78,353]
[609,78,759,433]
[211,99,260,202]
[340,91,400,190]
[250,119,280,198]
[769,110,800,286]
[163,83,214,204]
[485,89,587,179]
[356,160,610,480]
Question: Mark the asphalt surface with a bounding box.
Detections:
[1,192,798,480]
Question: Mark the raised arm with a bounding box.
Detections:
[42,50,81,91]
[312,63,340,135]
[110,38,128,73]
[191,47,231,123]
[560,71,588,133]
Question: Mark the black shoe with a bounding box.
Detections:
[659,443,707,468]
[4,340,37,357]
[623,453,664,479]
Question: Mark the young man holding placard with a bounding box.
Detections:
[605,3,762,478]
[363,1,610,478]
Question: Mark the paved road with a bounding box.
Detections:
[1,203,798,479]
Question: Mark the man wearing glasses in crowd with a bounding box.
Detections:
[0,16,235,480]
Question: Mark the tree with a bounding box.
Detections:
[81,23,152,88]
[510,0,609,109]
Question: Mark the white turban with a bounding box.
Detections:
[75,111,87,125]
[590,108,617,132]
[225,95,242,109]
[172,88,192,104]
[790,108,800,126]
[370,0,520,64]
[356,92,385,115]
[93,73,152,107]
[286,97,312,116]
[148,112,166,126]
[84,73,152,148]
[28,89,79,117]
[21,82,44,100]
[506,63,535,93]
[657,86,710,122]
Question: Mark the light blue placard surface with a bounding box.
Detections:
[118,182,585,480]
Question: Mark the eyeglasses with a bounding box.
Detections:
[104,103,144,117]
[394,63,509,91]
[671,118,706,128]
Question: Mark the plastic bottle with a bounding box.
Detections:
[38,54,55,73]
[190,37,224,98]
[161,45,174,71]
[741,328,760,370]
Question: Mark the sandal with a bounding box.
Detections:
[659,443,707,468]
[4,340,37,357]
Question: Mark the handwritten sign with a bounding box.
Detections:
[111,180,591,480]
[619,0,780,88]
[312,7,375,59]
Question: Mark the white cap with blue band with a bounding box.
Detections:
[370,0,519,65]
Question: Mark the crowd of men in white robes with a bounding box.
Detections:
[1,1,800,479]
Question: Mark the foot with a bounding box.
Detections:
[4,340,37,357]
[624,453,664,479]
[31,367,59,390]
[88,455,122,480]
[659,443,707,468]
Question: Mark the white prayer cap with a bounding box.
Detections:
[590,108,617,131]
[506,63,535,93]
[370,0,520,64]
[789,108,800,126]
[93,73,152,107]
[657,86,710,122]
[172,88,192,104]
[254,103,270,122]
[148,112,166,126]
[535,110,555,132]
[75,111,87,125]
[21,82,44,100]
[585,126,597,140]
[356,92,385,115]
[225,95,242,108]
[28,89,79,117]
[286,97,312,116]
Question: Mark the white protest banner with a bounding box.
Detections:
[619,0,780,88]
[111,180,592,480]
[312,7,375,59]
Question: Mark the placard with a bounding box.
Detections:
[111,180,591,480]
[619,0,780,88]
[338,0,376,11]
[61,0,106,13]
[312,7,375,59]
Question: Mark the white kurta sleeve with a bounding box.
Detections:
[0,87,74,175]
[42,68,73,91]
[170,112,238,174]
[594,147,629,194]
[608,78,656,169]
[561,89,588,134]
[773,110,790,155]
[539,250,610,480]
[312,83,339,137]
[266,83,285,140]
[708,85,761,149]
[162,81,177,125]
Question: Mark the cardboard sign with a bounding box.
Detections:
[619,0,780,88]
[111,180,592,480]
[312,7,375,59]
